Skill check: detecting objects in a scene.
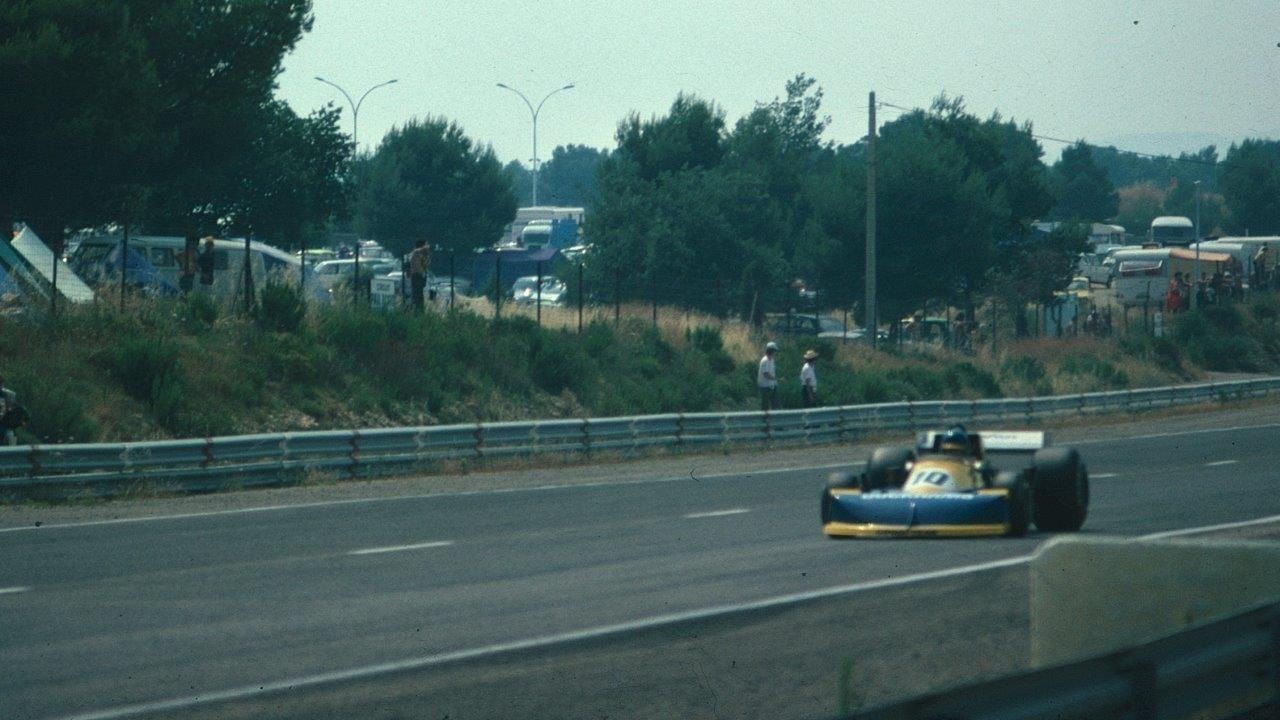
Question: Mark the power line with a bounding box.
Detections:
[874,99,1218,167]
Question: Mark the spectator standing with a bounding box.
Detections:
[196,237,216,294]
[1164,278,1181,314]
[407,239,430,311]
[757,342,779,411]
[0,375,20,446]
[800,349,819,408]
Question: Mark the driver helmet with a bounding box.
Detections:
[940,425,969,454]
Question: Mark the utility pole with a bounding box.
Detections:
[1193,180,1202,310]
[865,91,878,349]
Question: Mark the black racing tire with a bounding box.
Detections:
[862,447,914,492]
[1032,447,1089,532]
[821,472,859,524]
[994,471,1032,538]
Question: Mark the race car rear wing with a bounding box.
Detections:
[916,430,1049,452]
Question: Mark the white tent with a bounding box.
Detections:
[8,226,95,304]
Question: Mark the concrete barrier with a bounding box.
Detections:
[1030,535,1280,667]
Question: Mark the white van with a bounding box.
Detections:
[71,234,299,299]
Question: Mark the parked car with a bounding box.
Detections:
[511,275,567,306]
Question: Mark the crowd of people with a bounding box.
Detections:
[1164,270,1245,313]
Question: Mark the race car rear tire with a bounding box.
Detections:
[1032,447,1089,532]
[862,447,914,491]
[822,472,859,525]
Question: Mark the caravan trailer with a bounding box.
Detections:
[1111,247,1233,307]
[70,234,299,300]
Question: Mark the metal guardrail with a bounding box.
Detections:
[3,377,1279,498]
[849,598,1280,720]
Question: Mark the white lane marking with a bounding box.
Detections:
[1140,513,1280,540]
[1070,421,1280,445]
[50,509,1280,720]
[49,554,1032,720]
[0,462,862,534]
[0,586,30,595]
[1091,473,1119,479]
[1204,460,1238,467]
[347,541,453,556]
[11,418,1280,535]
[684,508,750,519]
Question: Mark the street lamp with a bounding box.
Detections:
[314,76,399,150]
[315,76,398,302]
[1193,180,1202,310]
[496,83,575,207]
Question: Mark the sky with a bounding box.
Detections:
[276,0,1280,166]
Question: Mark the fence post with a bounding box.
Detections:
[536,260,543,326]
[243,231,254,315]
[120,222,130,312]
[578,262,584,334]
[50,231,60,320]
[651,272,657,328]
[614,268,621,327]
[494,252,501,319]
[449,250,456,310]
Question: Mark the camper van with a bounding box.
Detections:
[70,234,299,299]
[1111,247,1234,307]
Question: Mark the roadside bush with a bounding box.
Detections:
[11,373,99,444]
[257,281,306,333]
[1000,356,1051,396]
[179,292,219,331]
[1060,353,1129,390]
[99,337,182,406]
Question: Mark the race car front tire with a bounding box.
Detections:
[995,471,1031,537]
[1032,447,1089,532]
[822,472,858,524]
[862,447,914,491]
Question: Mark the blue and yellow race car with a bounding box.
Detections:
[820,426,1089,538]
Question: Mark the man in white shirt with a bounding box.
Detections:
[757,342,779,411]
[800,349,819,408]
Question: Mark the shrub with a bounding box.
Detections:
[257,281,306,333]
[1060,353,1129,389]
[99,338,182,406]
[11,374,99,444]
[1000,356,1051,396]
[180,293,219,331]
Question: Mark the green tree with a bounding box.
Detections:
[220,100,351,246]
[1051,142,1119,222]
[1220,139,1280,235]
[355,117,517,256]
[0,1,163,242]
[138,0,316,236]
[538,144,608,207]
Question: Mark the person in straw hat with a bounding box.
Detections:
[800,349,819,408]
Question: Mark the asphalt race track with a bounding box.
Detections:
[3,403,1280,720]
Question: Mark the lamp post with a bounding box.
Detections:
[1193,180,1202,310]
[315,76,398,302]
[496,83,575,207]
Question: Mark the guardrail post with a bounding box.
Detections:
[763,410,771,446]
[580,418,590,454]
[201,437,213,468]
[906,401,915,431]
[474,424,484,458]
[676,414,685,447]
[349,430,360,479]
[28,444,41,478]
